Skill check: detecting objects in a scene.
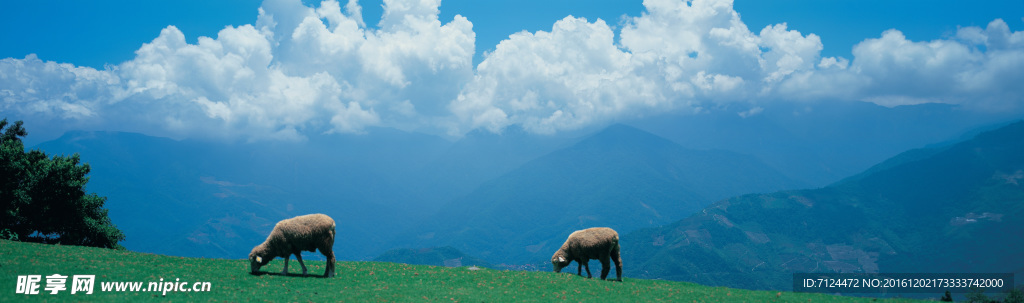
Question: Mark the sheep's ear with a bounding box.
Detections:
[256,256,262,263]
[558,256,566,263]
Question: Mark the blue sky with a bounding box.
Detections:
[2,0,1019,68]
[1,0,1022,141]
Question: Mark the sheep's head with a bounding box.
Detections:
[248,250,270,275]
[551,254,570,273]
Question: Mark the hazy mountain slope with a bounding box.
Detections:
[629,101,1014,186]
[399,124,805,266]
[623,120,1024,290]
[410,125,576,212]
[373,246,495,269]
[32,129,453,260]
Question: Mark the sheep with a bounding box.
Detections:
[550,227,622,281]
[249,214,336,277]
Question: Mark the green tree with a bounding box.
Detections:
[941,290,953,302]
[966,287,992,303]
[1,118,125,249]
[1005,287,1024,303]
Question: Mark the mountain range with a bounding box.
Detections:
[30,124,576,260]
[622,120,1024,290]
[373,246,494,269]
[628,101,1008,186]
[27,101,1021,278]
[393,124,803,266]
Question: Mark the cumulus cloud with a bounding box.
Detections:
[449,16,661,134]
[773,18,1024,109]
[127,0,474,140]
[737,106,763,118]
[277,0,474,117]
[452,0,1024,135]
[1,0,1022,139]
[116,24,354,140]
[849,19,1024,109]
[3,0,472,141]
[450,0,827,134]
[0,54,120,120]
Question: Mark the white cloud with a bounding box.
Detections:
[0,54,120,120]
[3,0,474,141]
[620,0,762,99]
[449,16,660,134]
[116,24,358,141]
[737,106,763,118]
[268,0,475,125]
[449,0,829,134]
[450,0,1023,134]
[850,29,979,101]
[839,19,1024,109]
[758,23,822,85]
[1,0,1022,140]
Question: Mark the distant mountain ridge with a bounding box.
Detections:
[33,129,454,260]
[28,102,1021,274]
[373,246,494,269]
[397,124,805,266]
[30,126,577,260]
[628,101,1014,187]
[622,120,1024,290]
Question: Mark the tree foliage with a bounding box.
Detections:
[1006,287,1024,303]
[941,290,954,302]
[1,118,125,249]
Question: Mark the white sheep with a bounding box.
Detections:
[550,227,622,281]
[248,214,336,277]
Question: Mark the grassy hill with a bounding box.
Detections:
[0,240,922,302]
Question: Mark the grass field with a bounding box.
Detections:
[0,240,924,302]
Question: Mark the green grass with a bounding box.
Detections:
[0,240,923,302]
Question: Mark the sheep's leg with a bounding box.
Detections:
[599,255,611,280]
[320,245,336,278]
[294,252,308,275]
[281,255,290,275]
[611,245,623,282]
[576,261,583,276]
[582,260,592,278]
[320,222,337,278]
